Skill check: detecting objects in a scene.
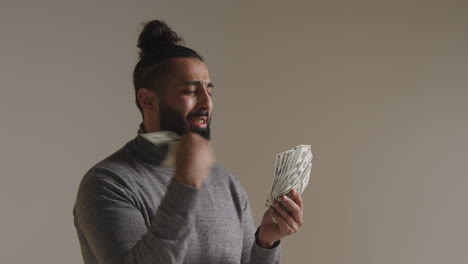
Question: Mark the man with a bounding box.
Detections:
[74,20,304,264]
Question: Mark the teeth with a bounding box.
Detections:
[196,120,204,124]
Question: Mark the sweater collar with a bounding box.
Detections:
[128,123,170,165]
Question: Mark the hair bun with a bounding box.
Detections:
[137,20,184,58]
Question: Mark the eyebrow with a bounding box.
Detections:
[182,80,215,88]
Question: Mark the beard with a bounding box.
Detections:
[158,100,211,140]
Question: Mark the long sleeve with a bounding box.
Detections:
[239,187,281,263]
[74,169,199,264]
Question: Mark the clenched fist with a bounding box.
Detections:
[173,133,215,189]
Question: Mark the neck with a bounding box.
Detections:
[143,114,160,133]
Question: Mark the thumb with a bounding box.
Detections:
[261,207,275,225]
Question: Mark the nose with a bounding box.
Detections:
[196,88,213,112]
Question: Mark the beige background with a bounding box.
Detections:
[1,0,467,263]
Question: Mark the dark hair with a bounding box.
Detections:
[133,20,204,116]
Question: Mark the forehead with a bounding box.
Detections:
[166,57,210,82]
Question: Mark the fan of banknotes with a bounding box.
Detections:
[266,145,313,207]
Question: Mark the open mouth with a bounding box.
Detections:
[188,116,208,128]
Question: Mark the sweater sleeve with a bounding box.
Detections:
[74,170,199,264]
[240,187,281,263]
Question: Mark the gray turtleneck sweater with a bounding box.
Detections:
[73,125,281,264]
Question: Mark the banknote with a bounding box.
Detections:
[140,130,180,144]
[139,130,181,167]
[266,145,313,207]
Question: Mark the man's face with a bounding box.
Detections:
[156,58,214,140]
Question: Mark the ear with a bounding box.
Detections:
[137,88,159,113]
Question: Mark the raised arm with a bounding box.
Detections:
[74,173,199,264]
[74,133,214,264]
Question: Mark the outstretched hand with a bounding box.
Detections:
[257,189,304,248]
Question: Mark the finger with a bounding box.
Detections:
[281,194,303,224]
[273,201,299,231]
[271,207,296,235]
[290,189,304,209]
